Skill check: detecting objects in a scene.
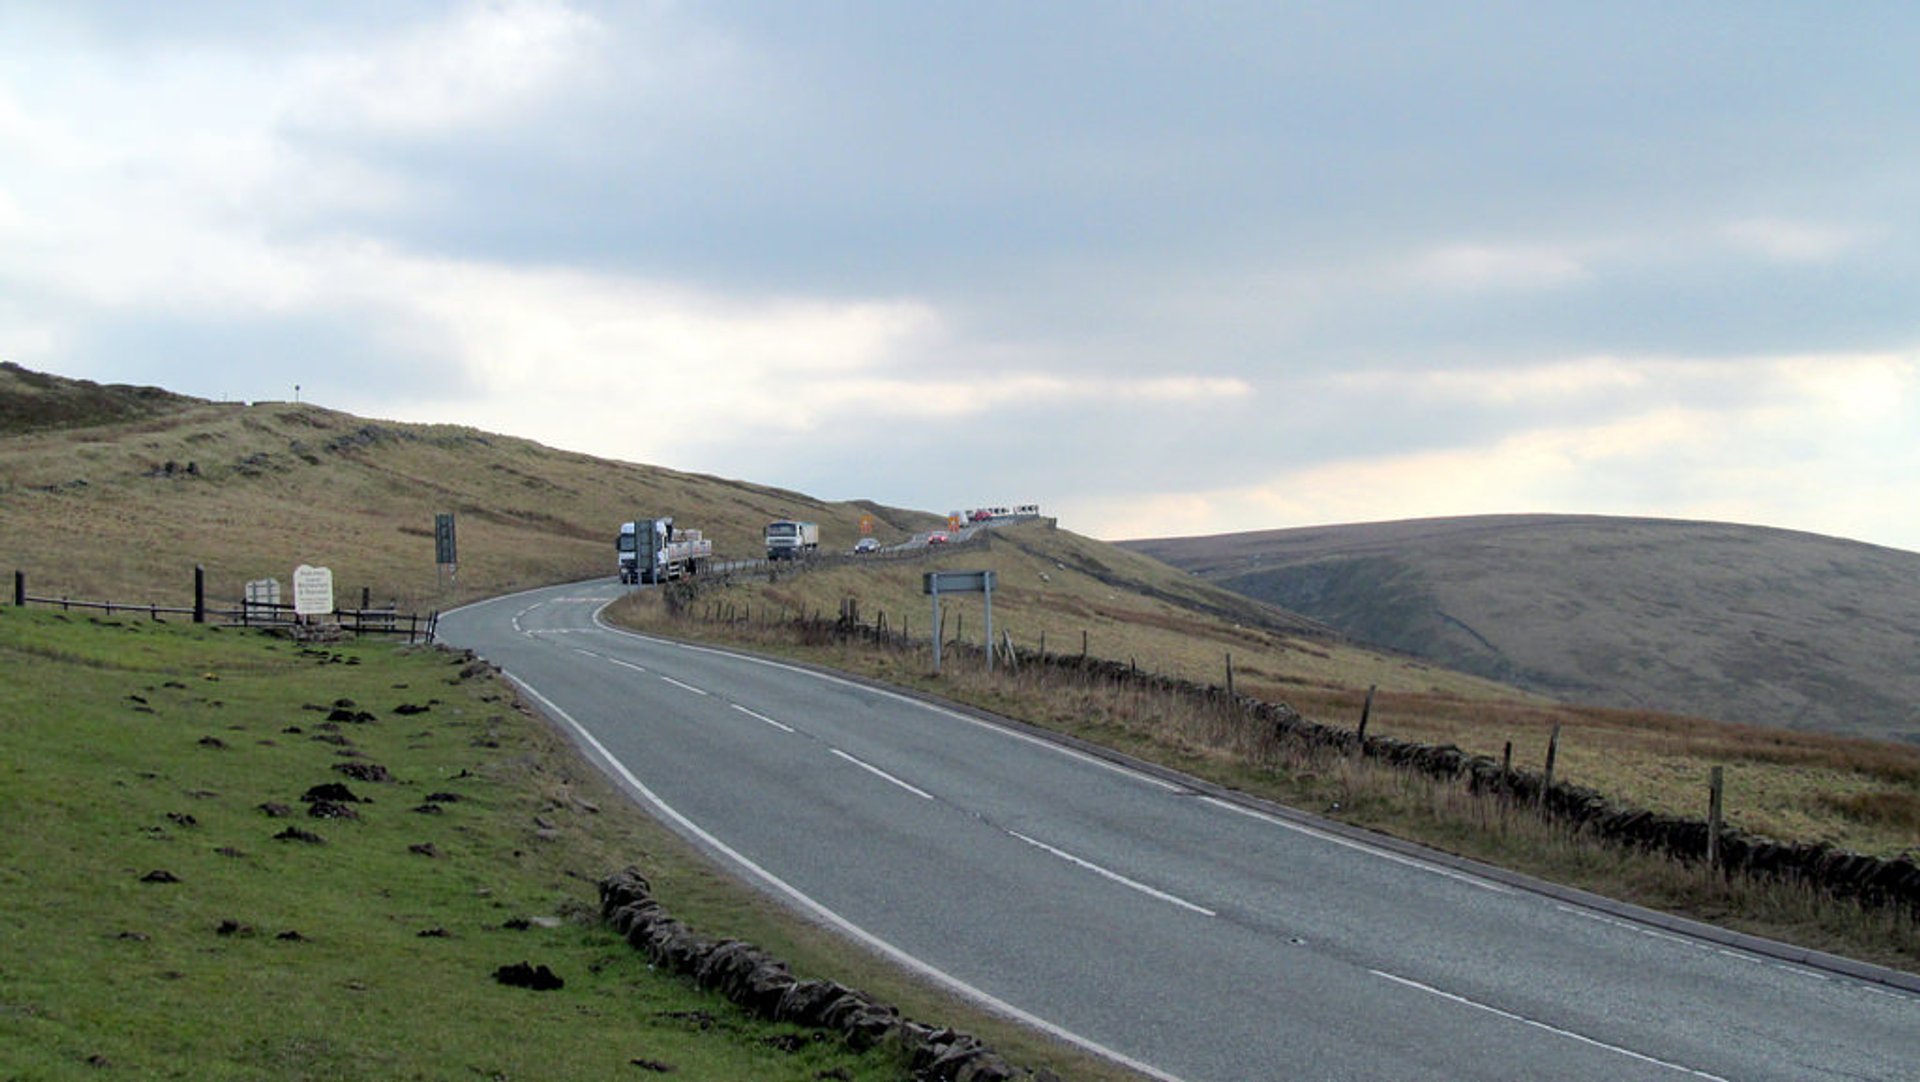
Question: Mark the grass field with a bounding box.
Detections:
[0,606,1131,1081]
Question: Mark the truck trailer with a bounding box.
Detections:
[764,520,820,560]
[618,517,713,584]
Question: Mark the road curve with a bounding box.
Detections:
[437,579,1918,1082]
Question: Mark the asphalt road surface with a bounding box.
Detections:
[437,579,1918,1082]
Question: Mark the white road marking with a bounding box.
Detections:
[502,675,1190,1082]
[607,657,649,675]
[593,614,1185,793]
[658,675,708,696]
[1007,830,1216,917]
[1201,796,1511,894]
[1370,969,1729,1080]
[830,749,935,800]
[730,703,794,732]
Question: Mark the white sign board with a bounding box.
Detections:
[292,564,334,616]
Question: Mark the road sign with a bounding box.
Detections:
[923,570,996,675]
[292,564,334,616]
[924,570,995,594]
[435,512,457,565]
[859,513,875,535]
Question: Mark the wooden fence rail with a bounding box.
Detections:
[10,570,437,643]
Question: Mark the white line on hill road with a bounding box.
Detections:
[502,675,1191,1082]
[830,749,934,800]
[606,657,649,675]
[730,704,794,733]
[658,675,708,696]
[1007,830,1216,917]
[1369,970,1729,1080]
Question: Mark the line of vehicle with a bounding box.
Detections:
[1370,969,1730,1079]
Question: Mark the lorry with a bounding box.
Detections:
[618,517,713,584]
[764,519,820,560]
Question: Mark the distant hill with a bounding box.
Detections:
[0,361,200,434]
[0,363,1524,711]
[0,364,941,611]
[1124,515,1920,745]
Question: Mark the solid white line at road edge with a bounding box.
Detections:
[505,674,1190,1082]
[1369,970,1729,1080]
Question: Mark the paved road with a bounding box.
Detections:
[438,579,1918,1082]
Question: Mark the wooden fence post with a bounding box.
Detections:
[1541,723,1562,804]
[1707,766,1725,869]
[193,565,206,624]
[1357,684,1376,742]
[13,570,23,607]
[1225,652,1235,697]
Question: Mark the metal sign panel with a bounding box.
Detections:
[434,512,457,565]
[924,570,995,594]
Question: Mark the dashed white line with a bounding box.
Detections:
[606,657,649,675]
[498,676,1192,1082]
[658,675,708,696]
[1370,969,1729,1080]
[731,703,794,733]
[1008,830,1216,917]
[591,614,1186,793]
[830,749,935,800]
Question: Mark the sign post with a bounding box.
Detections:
[923,569,996,676]
[435,512,457,588]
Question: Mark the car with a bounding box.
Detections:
[853,537,879,554]
[927,531,949,545]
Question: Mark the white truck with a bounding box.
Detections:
[618,517,713,585]
[764,519,820,560]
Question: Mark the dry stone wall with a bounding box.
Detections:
[598,868,1044,1082]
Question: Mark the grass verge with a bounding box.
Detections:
[0,605,1128,1081]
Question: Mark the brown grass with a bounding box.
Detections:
[660,544,1920,862]
[612,590,1920,972]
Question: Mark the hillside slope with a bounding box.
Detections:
[0,366,938,611]
[1124,514,1920,745]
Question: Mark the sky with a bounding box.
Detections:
[3,2,1918,550]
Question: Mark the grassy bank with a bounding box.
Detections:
[0,606,1126,1080]
[610,585,1920,975]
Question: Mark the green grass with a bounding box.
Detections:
[0,606,921,1081]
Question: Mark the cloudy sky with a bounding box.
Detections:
[4,3,1918,549]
